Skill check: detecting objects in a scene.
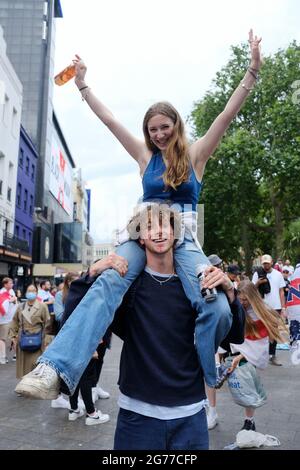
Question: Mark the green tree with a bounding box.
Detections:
[190,41,300,269]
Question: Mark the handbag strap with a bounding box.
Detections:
[20,302,43,334]
[20,302,26,333]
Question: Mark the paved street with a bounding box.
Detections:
[0,337,299,450]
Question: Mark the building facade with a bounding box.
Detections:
[32,111,77,276]
[0,0,63,218]
[1,1,93,280]
[73,170,93,269]
[94,243,115,261]
[15,126,38,255]
[0,25,23,278]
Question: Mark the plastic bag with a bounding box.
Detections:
[290,340,300,365]
[226,358,267,408]
[236,430,280,448]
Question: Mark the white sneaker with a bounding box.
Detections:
[206,407,218,430]
[0,358,6,365]
[68,408,84,421]
[51,394,70,409]
[14,363,60,399]
[85,409,110,426]
[95,386,110,399]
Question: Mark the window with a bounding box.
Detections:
[7,187,11,202]
[23,229,26,240]
[0,80,4,109]
[44,1,48,17]
[23,189,28,212]
[29,195,33,215]
[42,20,47,40]
[17,183,22,207]
[2,95,9,126]
[11,107,18,137]
[16,225,19,238]
[25,157,30,175]
[19,148,24,167]
[4,219,9,234]
[31,164,35,181]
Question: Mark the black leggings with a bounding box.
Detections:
[69,358,98,414]
[69,380,94,415]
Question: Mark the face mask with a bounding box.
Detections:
[26,292,37,301]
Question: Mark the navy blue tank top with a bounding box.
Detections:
[142,152,202,211]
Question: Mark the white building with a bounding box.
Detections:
[73,169,94,269]
[0,25,22,253]
[94,243,115,261]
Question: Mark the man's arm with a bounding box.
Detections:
[62,253,129,326]
[279,287,286,317]
[220,296,245,350]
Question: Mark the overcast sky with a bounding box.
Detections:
[53,0,300,242]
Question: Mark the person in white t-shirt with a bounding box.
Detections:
[38,280,54,313]
[0,277,17,364]
[252,254,286,366]
[284,259,294,279]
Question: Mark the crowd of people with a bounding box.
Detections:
[1,218,299,448]
[0,275,111,424]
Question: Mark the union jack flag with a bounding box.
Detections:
[0,291,10,316]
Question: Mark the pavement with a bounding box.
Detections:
[0,337,299,450]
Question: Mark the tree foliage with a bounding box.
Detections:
[190,41,300,270]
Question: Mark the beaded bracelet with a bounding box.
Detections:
[241,82,253,92]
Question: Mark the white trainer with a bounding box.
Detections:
[68,408,84,421]
[14,363,60,399]
[51,394,70,409]
[95,386,110,399]
[85,409,110,426]
[206,407,218,430]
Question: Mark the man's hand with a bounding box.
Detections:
[202,266,235,302]
[256,278,268,286]
[248,29,262,70]
[89,253,128,277]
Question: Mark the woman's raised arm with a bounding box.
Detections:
[74,55,150,169]
[190,30,262,180]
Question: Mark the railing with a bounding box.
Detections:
[2,232,29,252]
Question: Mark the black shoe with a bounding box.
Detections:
[241,419,256,431]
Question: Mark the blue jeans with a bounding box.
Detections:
[39,236,232,392]
[114,407,209,450]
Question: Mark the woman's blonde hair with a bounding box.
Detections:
[143,102,190,190]
[237,280,287,342]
